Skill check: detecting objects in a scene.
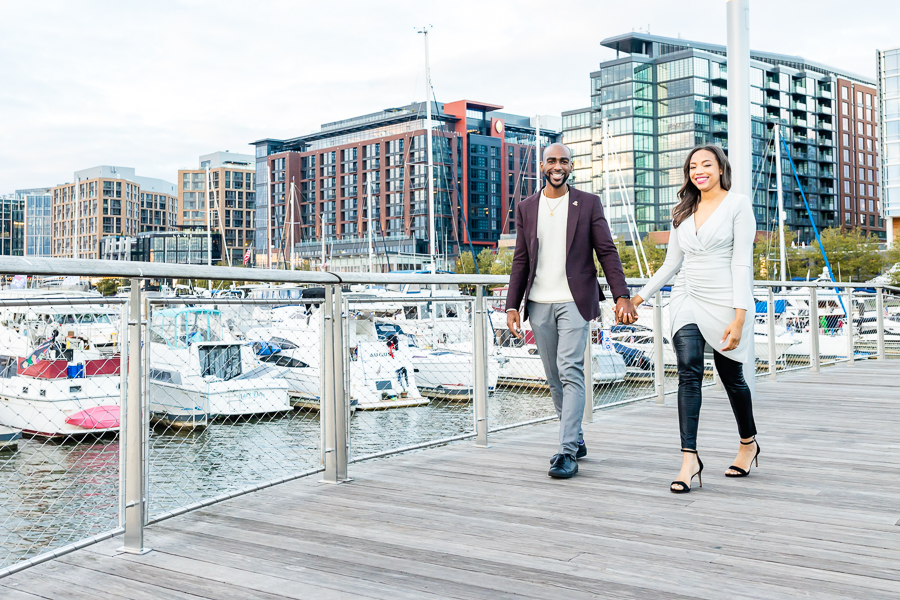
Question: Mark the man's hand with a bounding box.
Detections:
[615,297,638,325]
[507,310,523,339]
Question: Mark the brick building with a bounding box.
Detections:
[51,166,177,258]
[251,101,558,270]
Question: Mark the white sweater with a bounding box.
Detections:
[529,190,574,303]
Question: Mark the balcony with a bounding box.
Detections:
[818,88,833,99]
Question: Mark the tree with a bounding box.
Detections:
[95,278,124,296]
[476,248,494,275]
[455,251,476,274]
[490,247,514,275]
[601,240,668,279]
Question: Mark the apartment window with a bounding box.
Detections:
[857,90,863,104]
[865,93,872,108]
[844,197,850,209]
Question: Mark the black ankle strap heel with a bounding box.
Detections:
[671,449,703,493]
[726,438,761,477]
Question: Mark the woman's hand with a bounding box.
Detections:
[721,310,746,351]
[632,294,644,308]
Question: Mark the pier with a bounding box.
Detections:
[2,360,897,600]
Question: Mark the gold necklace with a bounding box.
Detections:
[544,194,566,216]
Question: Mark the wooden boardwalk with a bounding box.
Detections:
[3,361,899,599]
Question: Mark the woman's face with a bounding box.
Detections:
[688,149,722,193]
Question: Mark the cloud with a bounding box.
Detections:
[1,0,895,193]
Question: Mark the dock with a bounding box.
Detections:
[2,360,898,599]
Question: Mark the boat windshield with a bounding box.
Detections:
[150,310,225,348]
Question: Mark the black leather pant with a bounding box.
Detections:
[672,324,757,450]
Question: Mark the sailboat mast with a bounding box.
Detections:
[775,124,787,283]
[289,177,296,270]
[421,27,437,275]
[534,116,541,193]
[205,167,213,290]
[602,118,612,217]
[74,176,80,259]
[367,179,374,273]
[267,164,274,269]
[320,215,326,271]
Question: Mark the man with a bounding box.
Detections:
[506,143,636,479]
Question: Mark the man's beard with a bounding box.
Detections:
[544,171,568,189]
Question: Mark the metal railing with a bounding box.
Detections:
[0,255,896,578]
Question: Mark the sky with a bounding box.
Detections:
[1,0,898,194]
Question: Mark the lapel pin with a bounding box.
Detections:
[573,201,578,206]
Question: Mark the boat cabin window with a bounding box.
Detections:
[268,337,299,350]
[260,354,309,369]
[199,345,242,380]
[0,356,16,378]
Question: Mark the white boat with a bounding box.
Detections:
[147,307,291,426]
[0,305,121,355]
[246,308,427,410]
[0,327,121,437]
[497,342,627,386]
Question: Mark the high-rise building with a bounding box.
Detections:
[177,151,255,266]
[562,33,882,245]
[16,188,52,256]
[251,101,558,270]
[51,166,177,258]
[0,194,24,256]
[878,47,900,244]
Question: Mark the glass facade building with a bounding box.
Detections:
[15,188,51,256]
[563,33,879,244]
[878,47,900,244]
[0,195,24,256]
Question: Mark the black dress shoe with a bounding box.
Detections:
[548,453,578,478]
[550,442,587,464]
[576,441,587,459]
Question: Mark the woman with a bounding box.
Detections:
[631,145,760,493]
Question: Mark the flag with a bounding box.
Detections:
[243,245,252,265]
[19,341,52,370]
[11,275,26,290]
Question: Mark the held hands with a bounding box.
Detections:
[507,310,523,339]
[616,297,638,325]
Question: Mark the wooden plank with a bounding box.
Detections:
[6,360,899,598]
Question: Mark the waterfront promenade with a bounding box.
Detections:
[2,360,897,599]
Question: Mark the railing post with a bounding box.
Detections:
[809,286,820,373]
[583,320,593,423]
[321,284,337,482]
[473,285,489,447]
[120,279,150,555]
[653,292,665,405]
[767,287,777,380]
[876,287,886,360]
[321,284,349,483]
[845,286,854,365]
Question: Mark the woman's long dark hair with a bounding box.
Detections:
[671,144,732,228]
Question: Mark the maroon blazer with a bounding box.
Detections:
[505,186,629,322]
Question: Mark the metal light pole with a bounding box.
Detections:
[727,0,752,198]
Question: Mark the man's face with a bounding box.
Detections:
[540,146,574,189]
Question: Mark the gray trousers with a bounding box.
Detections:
[527,301,589,456]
